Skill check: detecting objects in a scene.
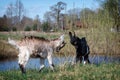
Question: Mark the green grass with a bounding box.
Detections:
[0,63,120,80]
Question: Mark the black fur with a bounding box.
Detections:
[19,64,26,74]
[69,32,90,64]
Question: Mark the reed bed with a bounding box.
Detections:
[0,28,120,60]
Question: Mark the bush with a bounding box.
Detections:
[12,27,17,31]
[42,22,50,32]
[32,24,37,31]
[0,26,10,31]
[24,26,31,31]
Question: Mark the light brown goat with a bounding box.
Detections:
[8,35,66,73]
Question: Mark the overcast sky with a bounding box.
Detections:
[0,0,100,20]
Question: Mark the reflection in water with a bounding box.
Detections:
[0,56,120,71]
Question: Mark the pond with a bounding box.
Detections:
[0,56,120,71]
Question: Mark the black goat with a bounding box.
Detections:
[69,31,90,64]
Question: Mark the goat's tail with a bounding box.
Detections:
[8,37,17,47]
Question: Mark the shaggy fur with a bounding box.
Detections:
[8,35,66,73]
[69,32,90,64]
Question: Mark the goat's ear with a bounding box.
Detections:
[60,34,64,41]
[73,31,76,37]
[69,32,72,37]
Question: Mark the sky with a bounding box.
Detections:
[0,0,100,20]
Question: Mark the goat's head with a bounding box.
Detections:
[54,34,66,52]
[69,31,79,46]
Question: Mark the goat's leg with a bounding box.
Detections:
[19,63,26,74]
[39,58,45,72]
[47,55,54,71]
[76,56,82,63]
[18,58,29,73]
[18,52,30,74]
[84,55,90,64]
[18,48,30,74]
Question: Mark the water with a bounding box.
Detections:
[0,56,120,71]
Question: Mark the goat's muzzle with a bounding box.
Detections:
[56,41,66,52]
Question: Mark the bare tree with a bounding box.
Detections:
[21,16,33,29]
[50,1,66,30]
[13,0,24,30]
[6,3,14,30]
[44,11,52,22]
[44,11,54,30]
[15,0,24,22]
[6,3,13,18]
[6,0,24,30]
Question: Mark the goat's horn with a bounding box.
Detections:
[73,31,76,36]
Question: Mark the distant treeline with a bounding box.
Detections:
[0,0,120,32]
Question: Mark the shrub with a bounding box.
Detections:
[0,26,10,31]
[24,26,31,31]
[12,27,17,31]
[42,22,50,32]
[32,24,37,31]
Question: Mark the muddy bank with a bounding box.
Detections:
[0,40,18,60]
